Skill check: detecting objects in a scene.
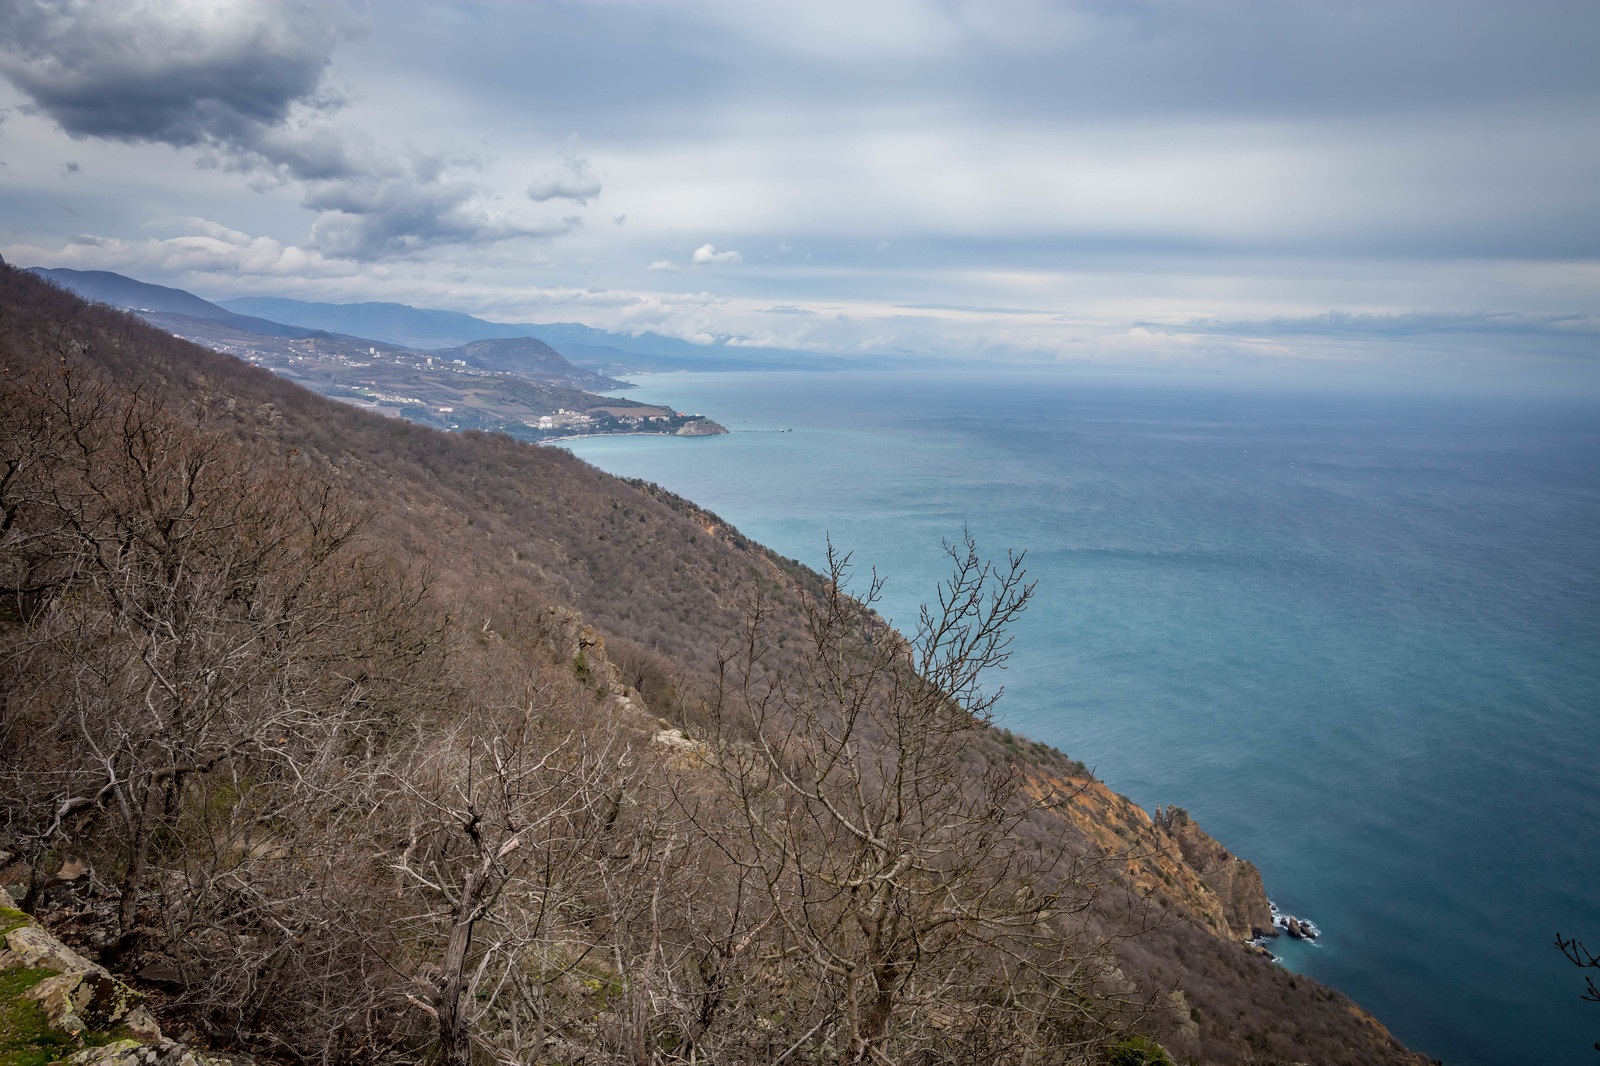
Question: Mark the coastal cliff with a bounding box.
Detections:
[0,265,1428,1066]
[1155,805,1277,941]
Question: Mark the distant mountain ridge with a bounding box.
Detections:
[26,267,626,394]
[26,268,330,341]
[440,337,623,392]
[218,295,866,372]
[29,266,873,374]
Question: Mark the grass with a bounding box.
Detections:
[0,967,73,1066]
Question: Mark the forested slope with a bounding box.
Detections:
[0,266,1424,1066]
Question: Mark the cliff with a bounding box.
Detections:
[1155,805,1276,941]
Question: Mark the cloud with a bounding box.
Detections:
[0,0,563,261]
[4,216,355,277]
[0,0,344,145]
[648,259,675,271]
[526,155,602,204]
[691,243,741,265]
[304,169,576,259]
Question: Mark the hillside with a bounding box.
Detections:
[437,336,626,391]
[26,266,329,340]
[19,268,735,439]
[0,265,1425,1066]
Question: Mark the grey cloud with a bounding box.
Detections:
[383,1,1600,136]
[527,156,602,204]
[305,169,573,259]
[0,0,560,261]
[0,0,343,146]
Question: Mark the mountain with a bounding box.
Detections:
[219,295,868,372]
[0,264,1428,1066]
[27,267,329,340]
[217,295,540,350]
[28,271,868,373]
[437,336,626,391]
[26,268,632,399]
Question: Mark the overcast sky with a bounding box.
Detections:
[1,0,1596,386]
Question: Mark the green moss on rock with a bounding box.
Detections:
[0,966,75,1066]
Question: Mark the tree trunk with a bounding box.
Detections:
[117,787,157,940]
[437,864,486,1066]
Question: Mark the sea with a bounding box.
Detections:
[561,369,1600,1066]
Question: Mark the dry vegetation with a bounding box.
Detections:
[0,267,1429,1066]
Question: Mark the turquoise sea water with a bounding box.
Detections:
[562,370,1600,1065]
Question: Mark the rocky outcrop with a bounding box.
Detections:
[0,907,250,1064]
[541,605,649,717]
[1154,806,1276,940]
[673,418,727,436]
[0,908,161,1041]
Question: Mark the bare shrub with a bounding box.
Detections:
[705,533,1145,1064]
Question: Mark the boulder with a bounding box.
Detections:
[25,970,162,1039]
[1,907,162,1041]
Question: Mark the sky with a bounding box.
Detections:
[1,0,1597,387]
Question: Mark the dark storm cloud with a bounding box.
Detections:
[0,0,342,147]
[0,0,567,259]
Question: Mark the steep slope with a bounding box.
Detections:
[0,265,1425,1066]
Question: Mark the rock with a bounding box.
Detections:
[1155,806,1275,942]
[136,956,186,990]
[652,728,698,751]
[0,920,105,976]
[1,910,162,1041]
[66,1038,251,1065]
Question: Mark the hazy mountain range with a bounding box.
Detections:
[26,266,866,376]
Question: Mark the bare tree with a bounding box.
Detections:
[0,362,378,932]
[386,679,620,1066]
[708,532,1137,1065]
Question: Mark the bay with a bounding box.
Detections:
[562,368,1600,1065]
